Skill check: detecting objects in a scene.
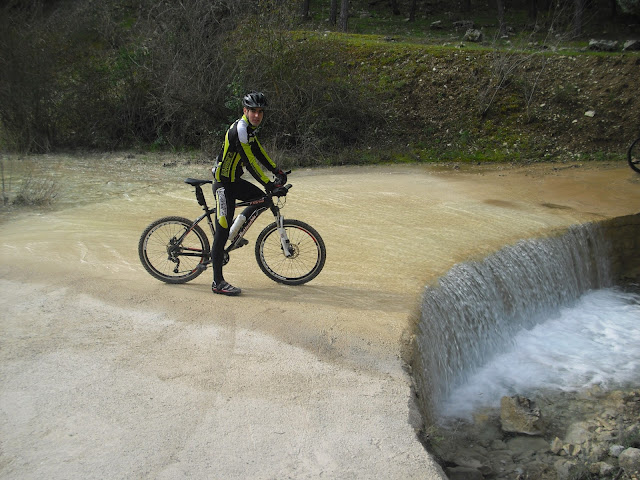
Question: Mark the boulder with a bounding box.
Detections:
[588,39,619,51]
[619,447,640,473]
[463,29,483,43]
[609,444,625,457]
[623,39,640,51]
[500,395,544,435]
[445,466,483,480]
[453,20,475,30]
[564,421,592,444]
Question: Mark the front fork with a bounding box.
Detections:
[276,213,293,257]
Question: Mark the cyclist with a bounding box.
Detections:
[210,92,287,296]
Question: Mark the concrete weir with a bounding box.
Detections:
[1,157,639,479]
[411,214,640,423]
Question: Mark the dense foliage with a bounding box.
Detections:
[0,0,638,164]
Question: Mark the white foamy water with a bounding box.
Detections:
[440,287,640,419]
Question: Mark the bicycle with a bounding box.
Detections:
[138,175,326,286]
[629,136,640,174]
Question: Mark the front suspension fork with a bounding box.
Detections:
[276,214,293,257]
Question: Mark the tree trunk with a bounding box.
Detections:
[330,0,338,25]
[301,0,310,20]
[462,0,471,12]
[390,0,400,15]
[573,0,584,37]
[496,0,506,35]
[409,0,418,21]
[339,0,349,32]
[528,0,537,25]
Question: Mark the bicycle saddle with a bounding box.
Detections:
[184,178,213,186]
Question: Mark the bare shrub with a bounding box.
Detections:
[136,0,251,151]
[0,157,58,208]
[230,0,378,164]
[12,173,58,207]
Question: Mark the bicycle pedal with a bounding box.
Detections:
[236,238,249,247]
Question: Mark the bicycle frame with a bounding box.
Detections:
[230,194,293,257]
[170,181,293,266]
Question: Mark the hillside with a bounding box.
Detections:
[336,38,640,164]
[1,0,639,164]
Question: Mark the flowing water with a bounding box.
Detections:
[413,223,640,420]
[2,153,639,479]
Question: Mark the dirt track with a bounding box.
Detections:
[1,160,639,479]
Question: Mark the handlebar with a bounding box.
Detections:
[271,184,292,197]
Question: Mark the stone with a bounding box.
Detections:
[507,436,550,455]
[619,447,640,473]
[565,421,592,444]
[554,458,578,480]
[562,443,581,456]
[592,461,615,476]
[453,20,474,30]
[500,395,544,435]
[623,39,640,51]
[445,466,483,480]
[550,437,563,454]
[609,444,625,457]
[463,29,483,43]
[588,39,619,51]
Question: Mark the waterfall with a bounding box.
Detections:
[412,223,615,420]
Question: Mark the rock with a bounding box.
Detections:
[450,453,492,475]
[430,20,443,29]
[588,39,619,51]
[610,444,625,457]
[507,436,550,457]
[623,39,640,51]
[619,447,640,473]
[565,421,592,444]
[463,29,483,43]
[445,466,484,480]
[550,437,564,454]
[590,461,615,476]
[554,458,578,480]
[584,110,596,117]
[453,20,474,30]
[587,443,608,462]
[500,395,544,435]
[562,443,581,456]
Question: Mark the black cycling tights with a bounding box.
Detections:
[211,179,264,283]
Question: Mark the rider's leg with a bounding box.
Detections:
[211,182,235,285]
[234,178,265,220]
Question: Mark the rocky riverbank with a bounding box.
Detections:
[428,386,640,479]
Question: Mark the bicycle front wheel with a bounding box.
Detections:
[138,216,210,284]
[255,219,326,286]
[628,137,640,174]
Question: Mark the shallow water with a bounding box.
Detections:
[1,152,211,213]
[2,155,639,479]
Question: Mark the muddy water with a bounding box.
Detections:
[1,153,639,479]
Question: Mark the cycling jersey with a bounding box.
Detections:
[213,114,277,185]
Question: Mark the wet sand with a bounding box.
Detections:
[1,160,639,479]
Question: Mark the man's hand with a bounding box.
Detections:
[271,186,288,197]
[274,169,288,187]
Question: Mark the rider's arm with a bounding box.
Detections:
[237,119,277,188]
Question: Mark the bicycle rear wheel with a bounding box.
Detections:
[628,137,640,174]
[255,219,326,286]
[138,216,210,284]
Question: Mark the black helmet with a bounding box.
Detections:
[242,92,268,109]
